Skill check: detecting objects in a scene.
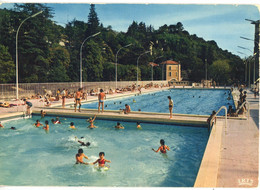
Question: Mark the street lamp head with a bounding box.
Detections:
[31,11,43,18]
[240,36,254,41]
[91,32,101,37]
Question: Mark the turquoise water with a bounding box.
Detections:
[0,116,208,187]
[82,89,234,115]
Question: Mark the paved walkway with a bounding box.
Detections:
[217,90,259,187]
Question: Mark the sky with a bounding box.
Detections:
[0,1,259,58]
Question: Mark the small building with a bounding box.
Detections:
[161,60,182,81]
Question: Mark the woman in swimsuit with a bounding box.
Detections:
[168,96,173,119]
[91,152,111,167]
[152,139,170,154]
[87,115,97,128]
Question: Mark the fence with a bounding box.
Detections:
[0,80,169,101]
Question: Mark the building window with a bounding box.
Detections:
[169,66,171,70]
[169,72,171,77]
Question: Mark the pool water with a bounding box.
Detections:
[82,89,234,115]
[0,116,208,187]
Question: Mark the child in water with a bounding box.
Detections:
[136,122,142,129]
[114,122,124,129]
[75,148,89,164]
[91,152,111,168]
[87,115,97,128]
[70,122,76,129]
[152,139,170,154]
[43,120,49,131]
[34,120,43,127]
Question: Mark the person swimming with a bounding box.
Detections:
[91,152,111,168]
[87,115,97,128]
[75,148,89,164]
[0,122,4,128]
[114,122,124,129]
[34,120,43,127]
[43,120,49,131]
[69,122,76,129]
[136,122,142,129]
[133,99,136,103]
[152,139,170,154]
[10,127,16,130]
[75,136,91,147]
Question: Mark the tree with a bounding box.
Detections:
[86,4,100,36]
[47,46,70,82]
[0,45,15,83]
[209,59,231,85]
[84,40,104,81]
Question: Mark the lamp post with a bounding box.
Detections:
[237,51,248,84]
[115,43,132,89]
[80,32,101,88]
[238,45,258,87]
[151,56,163,81]
[136,51,150,87]
[240,36,260,86]
[16,10,43,100]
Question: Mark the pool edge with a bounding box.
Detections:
[194,120,224,187]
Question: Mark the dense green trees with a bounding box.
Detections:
[0,3,246,85]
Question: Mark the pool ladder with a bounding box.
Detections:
[235,101,250,120]
[210,106,227,132]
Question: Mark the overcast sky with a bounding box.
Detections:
[0,2,259,57]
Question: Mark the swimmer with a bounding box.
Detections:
[91,152,111,168]
[136,122,142,129]
[43,120,49,131]
[138,109,141,112]
[87,115,97,128]
[75,148,89,164]
[114,122,124,129]
[75,137,91,147]
[10,127,16,130]
[133,99,136,103]
[55,117,61,124]
[152,139,170,154]
[69,122,76,129]
[40,110,46,118]
[34,120,43,127]
[0,122,4,128]
[51,118,61,124]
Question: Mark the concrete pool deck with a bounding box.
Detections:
[0,87,258,187]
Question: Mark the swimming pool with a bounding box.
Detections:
[81,89,234,115]
[0,116,208,187]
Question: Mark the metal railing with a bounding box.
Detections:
[235,101,250,120]
[210,106,228,131]
[0,80,169,101]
